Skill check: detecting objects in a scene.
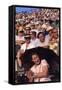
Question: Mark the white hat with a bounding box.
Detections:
[47,26,53,31]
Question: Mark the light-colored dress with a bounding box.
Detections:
[31,59,51,82]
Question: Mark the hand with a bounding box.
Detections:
[16,50,20,59]
[20,49,24,54]
[25,70,34,82]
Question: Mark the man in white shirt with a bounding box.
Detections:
[16,34,35,70]
[26,53,51,82]
[30,31,40,47]
[20,34,35,53]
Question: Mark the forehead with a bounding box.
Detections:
[39,33,44,37]
[32,54,38,58]
[53,29,58,32]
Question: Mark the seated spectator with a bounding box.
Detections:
[26,53,51,82]
[38,32,49,48]
[15,50,22,71]
[30,31,40,47]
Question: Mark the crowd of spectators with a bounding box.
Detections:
[15,8,59,83]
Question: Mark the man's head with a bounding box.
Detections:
[18,30,24,37]
[30,31,36,39]
[52,28,58,39]
[25,27,31,34]
[24,34,31,44]
[38,32,45,42]
[31,53,41,65]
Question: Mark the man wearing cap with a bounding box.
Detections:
[20,34,35,53]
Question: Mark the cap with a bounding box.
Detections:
[24,34,31,39]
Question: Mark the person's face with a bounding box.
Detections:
[39,34,45,42]
[31,33,35,39]
[32,54,41,65]
[16,25,19,30]
[25,38,30,44]
[18,32,23,37]
[52,29,58,39]
[31,25,35,29]
[37,24,41,30]
[26,30,30,34]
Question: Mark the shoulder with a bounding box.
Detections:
[29,43,35,47]
[30,65,35,72]
[21,43,26,48]
[41,59,49,66]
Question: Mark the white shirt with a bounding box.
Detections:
[31,38,40,47]
[21,42,35,52]
[38,38,49,47]
[16,35,25,41]
[31,59,51,82]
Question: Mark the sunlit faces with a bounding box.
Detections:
[38,32,45,42]
[30,31,36,39]
[52,29,58,39]
[32,54,41,65]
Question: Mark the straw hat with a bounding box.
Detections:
[46,26,53,31]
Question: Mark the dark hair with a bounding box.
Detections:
[31,52,41,60]
[37,32,45,38]
[31,31,36,37]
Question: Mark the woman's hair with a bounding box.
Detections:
[31,52,41,60]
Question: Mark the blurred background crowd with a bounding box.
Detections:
[15,8,59,55]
